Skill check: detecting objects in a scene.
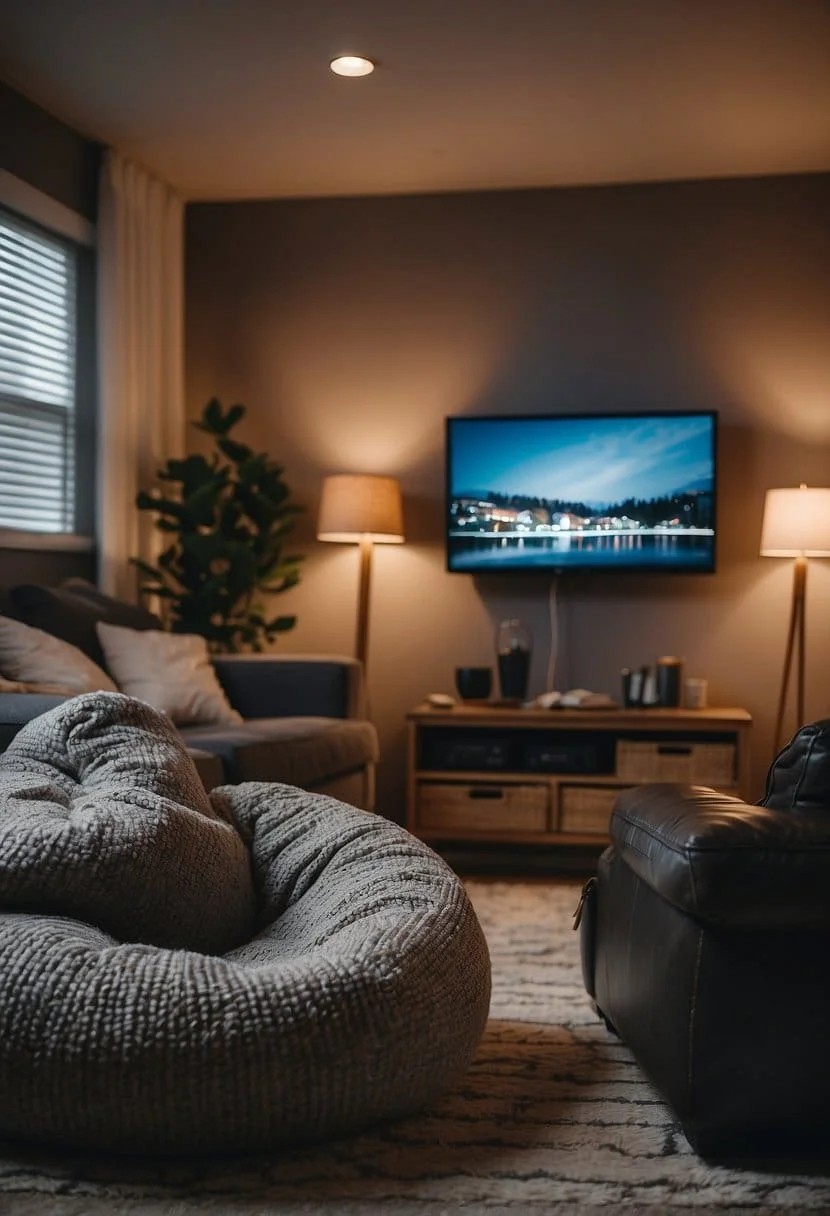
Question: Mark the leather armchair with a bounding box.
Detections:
[579,719,830,1157]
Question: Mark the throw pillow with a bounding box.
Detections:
[0,616,117,694]
[96,623,243,727]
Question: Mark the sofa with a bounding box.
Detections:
[0,581,379,810]
[579,718,830,1157]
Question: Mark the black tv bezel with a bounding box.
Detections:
[444,409,718,576]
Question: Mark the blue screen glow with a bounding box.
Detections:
[446,412,717,574]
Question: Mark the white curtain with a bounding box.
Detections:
[96,150,184,600]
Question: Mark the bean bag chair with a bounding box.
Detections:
[0,693,491,1154]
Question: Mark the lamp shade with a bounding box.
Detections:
[760,485,830,557]
[317,474,404,544]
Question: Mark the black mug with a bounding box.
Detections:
[455,666,493,701]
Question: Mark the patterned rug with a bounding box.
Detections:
[2,878,829,1214]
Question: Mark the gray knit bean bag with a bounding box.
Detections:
[0,693,491,1155]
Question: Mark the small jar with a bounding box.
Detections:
[684,677,708,710]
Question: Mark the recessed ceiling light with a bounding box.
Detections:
[330,55,375,78]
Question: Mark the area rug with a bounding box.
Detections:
[2,878,829,1214]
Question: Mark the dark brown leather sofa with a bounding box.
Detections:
[579,719,830,1158]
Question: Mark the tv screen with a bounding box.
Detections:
[446,411,717,574]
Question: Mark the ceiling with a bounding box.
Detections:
[2,0,830,202]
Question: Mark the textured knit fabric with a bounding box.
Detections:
[0,693,491,1155]
[0,693,254,953]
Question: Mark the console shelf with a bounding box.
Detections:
[406,703,752,848]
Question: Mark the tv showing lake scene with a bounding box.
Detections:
[446,411,717,574]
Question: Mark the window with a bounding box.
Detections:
[0,207,82,535]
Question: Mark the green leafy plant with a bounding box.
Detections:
[133,398,304,652]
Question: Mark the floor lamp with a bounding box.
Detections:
[760,484,830,755]
[317,474,404,670]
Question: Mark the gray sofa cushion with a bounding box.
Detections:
[212,654,361,719]
[180,715,379,788]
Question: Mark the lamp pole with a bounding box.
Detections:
[317,473,404,676]
[356,536,373,669]
[772,555,807,755]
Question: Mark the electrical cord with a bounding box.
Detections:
[546,576,558,692]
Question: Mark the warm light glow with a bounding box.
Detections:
[760,485,830,557]
[317,474,404,544]
[329,55,375,77]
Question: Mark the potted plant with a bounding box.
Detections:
[133,398,304,652]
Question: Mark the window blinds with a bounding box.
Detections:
[0,210,77,532]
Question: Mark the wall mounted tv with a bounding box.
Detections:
[446,411,717,575]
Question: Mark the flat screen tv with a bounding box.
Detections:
[446,411,717,575]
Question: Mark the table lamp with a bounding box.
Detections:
[760,484,830,753]
[317,474,404,669]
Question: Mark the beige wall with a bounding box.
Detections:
[186,174,830,818]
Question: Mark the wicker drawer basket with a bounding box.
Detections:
[558,784,630,835]
[418,782,548,833]
[616,739,736,785]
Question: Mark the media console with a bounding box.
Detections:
[406,703,752,849]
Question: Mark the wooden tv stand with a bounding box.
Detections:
[406,703,752,849]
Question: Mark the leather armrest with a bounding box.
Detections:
[611,783,830,929]
[211,654,365,720]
